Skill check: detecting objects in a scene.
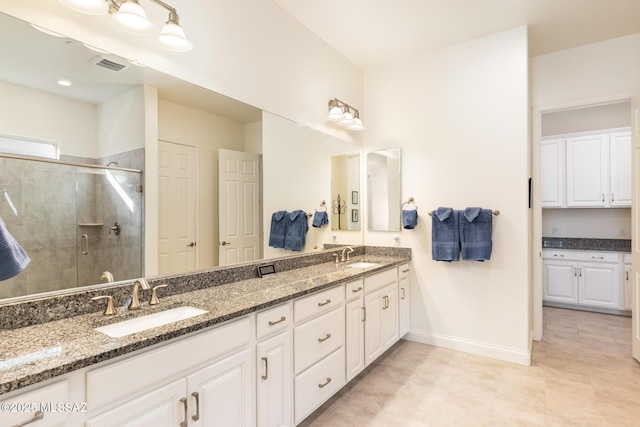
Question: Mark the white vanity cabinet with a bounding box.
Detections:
[542,250,621,310]
[345,279,365,382]
[0,380,71,427]
[541,138,566,207]
[398,263,410,337]
[255,303,293,427]
[293,285,345,425]
[363,269,399,366]
[85,316,255,427]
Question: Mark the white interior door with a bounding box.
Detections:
[632,97,640,363]
[218,149,261,266]
[158,141,197,275]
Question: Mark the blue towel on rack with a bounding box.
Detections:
[460,207,493,261]
[431,207,460,262]
[0,215,30,281]
[268,211,287,248]
[402,209,418,229]
[312,211,329,228]
[284,210,309,251]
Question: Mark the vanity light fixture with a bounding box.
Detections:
[326,98,364,131]
[58,0,193,52]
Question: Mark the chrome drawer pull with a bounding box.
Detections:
[318,333,332,343]
[352,287,363,293]
[179,398,188,427]
[401,288,406,300]
[592,256,604,260]
[13,411,43,427]
[318,377,332,388]
[268,316,286,326]
[318,299,331,307]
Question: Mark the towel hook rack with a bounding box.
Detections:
[427,209,500,216]
[317,200,327,211]
[401,197,417,210]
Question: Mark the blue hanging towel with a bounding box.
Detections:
[312,211,329,228]
[460,207,493,261]
[0,215,30,281]
[402,209,418,229]
[268,211,287,248]
[284,210,309,251]
[431,207,460,262]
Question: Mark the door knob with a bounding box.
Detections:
[187,242,197,247]
[220,241,230,246]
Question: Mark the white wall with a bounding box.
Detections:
[157,99,247,270]
[543,209,631,239]
[97,86,146,157]
[364,27,531,364]
[0,81,97,157]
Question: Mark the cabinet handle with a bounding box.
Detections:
[591,256,604,260]
[318,377,332,388]
[553,254,565,257]
[191,392,200,421]
[402,268,410,273]
[362,306,366,322]
[401,288,406,300]
[352,287,363,293]
[574,267,577,277]
[579,268,582,277]
[179,397,188,427]
[382,295,389,309]
[13,411,43,427]
[261,356,268,380]
[318,299,331,307]
[602,193,605,202]
[627,271,629,281]
[268,316,286,326]
[318,333,332,343]
[612,192,615,202]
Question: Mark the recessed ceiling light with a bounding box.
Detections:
[57,79,73,87]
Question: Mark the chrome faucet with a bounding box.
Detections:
[341,246,354,262]
[129,278,150,310]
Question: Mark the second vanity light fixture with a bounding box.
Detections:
[327,98,365,131]
[58,0,193,52]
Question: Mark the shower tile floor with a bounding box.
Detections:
[300,307,640,426]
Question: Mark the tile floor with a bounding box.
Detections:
[300,307,640,426]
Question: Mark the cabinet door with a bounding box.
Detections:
[345,297,365,382]
[398,277,410,337]
[579,262,620,309]
[541,138,565,207]
[1,381,70,427]
[610,131,632,206]
[364,287,385,366]
[187,348,254,427]
[85,379,186,427]
[381,284,399,352]
[624,265,633,310]
[566,134,608,206]
[257,332,292,427]
[543,260,578,303]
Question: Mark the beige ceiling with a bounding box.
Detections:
[274,0,640,69]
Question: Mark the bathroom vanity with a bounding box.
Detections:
[0,246,410,426]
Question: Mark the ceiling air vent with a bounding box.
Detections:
[91,56,128,72]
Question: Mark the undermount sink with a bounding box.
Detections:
[347,261,380,269]
[95,306,208,338]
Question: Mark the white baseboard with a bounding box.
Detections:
[405,329,531,366]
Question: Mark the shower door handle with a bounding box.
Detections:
[81,234,89,255]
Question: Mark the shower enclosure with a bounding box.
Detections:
[0,154,143,299]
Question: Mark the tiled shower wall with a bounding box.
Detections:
[0,149,144,299]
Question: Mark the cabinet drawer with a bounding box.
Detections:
[398,263,410,278]
[542,250,620,263]
[294,306,345,374]
[345,278,364,301]
[364,268,397,294]
[86,316,251,410]
[294,347,345,425]
[294,285,344,323]
[256,303,291,340]
[0,380,69,427]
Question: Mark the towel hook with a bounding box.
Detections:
[401,197,417,210]
[317,200,327,212]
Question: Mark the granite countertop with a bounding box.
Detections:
[0,254,409,395]
[542,237,631,253]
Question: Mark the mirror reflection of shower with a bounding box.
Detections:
[0,150,144,299]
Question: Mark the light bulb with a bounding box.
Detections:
[58,0,108,15]
[156,23,193,52]
[111,1,154,35]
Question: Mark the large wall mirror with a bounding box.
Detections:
[367,148,402,231]
[0,12,363,302]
